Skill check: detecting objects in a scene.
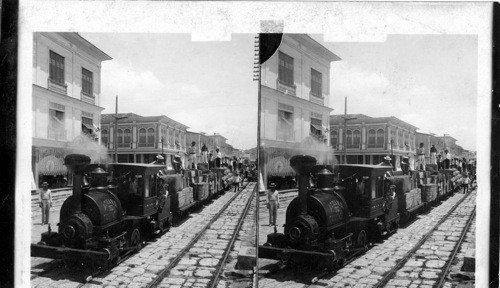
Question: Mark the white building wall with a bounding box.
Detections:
[33,33,103,105]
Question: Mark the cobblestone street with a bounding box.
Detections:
[257,188,477,288]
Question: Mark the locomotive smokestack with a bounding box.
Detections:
[64,154,91,213]
[290,155,317,215]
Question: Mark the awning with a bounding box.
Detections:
[310,123,323,131]
[38,155,67,176]
[82,123,94,131]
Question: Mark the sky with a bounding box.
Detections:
[312,34,477,151]
[80,33,258,150]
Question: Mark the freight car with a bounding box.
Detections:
[259,155,465,270]
[31,154,232,267]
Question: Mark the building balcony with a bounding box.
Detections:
[138,142,156,148]
[48,78,67,95]
[48,127,66,141]
[346,143,361,149]
[81,91,95,104]
[309,92,324,106]
[277,80,296,96]
[117,143,131,148]
[367,143,385,149]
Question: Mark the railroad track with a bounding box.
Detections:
[285,189,476,288]
[144,182,255,288]
[373,190,476,288]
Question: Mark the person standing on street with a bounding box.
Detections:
[233,173,241,192]
[201,143,208,163]
[39,182,52,225]
[430,144,437,165]
[266,183,280,226]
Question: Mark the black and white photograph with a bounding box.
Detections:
[13,2,494,288]
[27,32,258,287]
[255,3,492,288]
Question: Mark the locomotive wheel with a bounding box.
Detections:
[130,229,142,251]
[356,230,367,249]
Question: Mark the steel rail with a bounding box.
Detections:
[144,182,254,288]
[208,184,256,288]
[435,208,476,288]
[373,191,475,288]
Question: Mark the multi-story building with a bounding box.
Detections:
[100,113,188,165]
[32,32,112,188]
[260,34,340,186]
[330,114,418,168]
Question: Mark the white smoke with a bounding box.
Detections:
[291,137,337,166]
[66,135,112,164]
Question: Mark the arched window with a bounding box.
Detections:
[330,130,338,147]
[346,130,353,145]
[147,128,155,145]
[368,129,376,145]
[376,129,385,146]
[353,130,361,145]
[124,129,131,144]
[117,129,123,144]
[101,129,108,145]
[139,128,146,144]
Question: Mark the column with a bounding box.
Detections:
[361,125,366,150]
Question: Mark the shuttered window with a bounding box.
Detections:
[278,51,294,85]
[49,51,65,84]
[311,68,322,97]
[82,68,93,96]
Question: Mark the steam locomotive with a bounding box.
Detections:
[31,154,230,266]
[259,155,465,270]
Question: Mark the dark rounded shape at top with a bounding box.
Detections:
[290,155,317,175]
[64,154,91,174]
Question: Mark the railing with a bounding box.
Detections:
[48,79,67,94]
[117,143,131,148]
[310,92,324,105]
[346,143,361,149]
[277,80,296,96]
[81,91,95,104]
[367,143,384,149]
[48,128,66,141]
[138,142,155,148]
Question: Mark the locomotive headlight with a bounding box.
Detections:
[289,227,301,242]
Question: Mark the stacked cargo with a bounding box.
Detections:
[193,182,209,201]
[420,184,437,203]
[405,188,422,211]
[163,174,184,196]
[178,186,194,209]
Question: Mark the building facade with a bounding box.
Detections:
[32,32,112,189]
[260,34,340,184]
[330,114,418,168]
[100,113,188,166]
[415,132,467,162]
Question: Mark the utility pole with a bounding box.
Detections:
[342,97,357,164]
[113,96,128,163]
